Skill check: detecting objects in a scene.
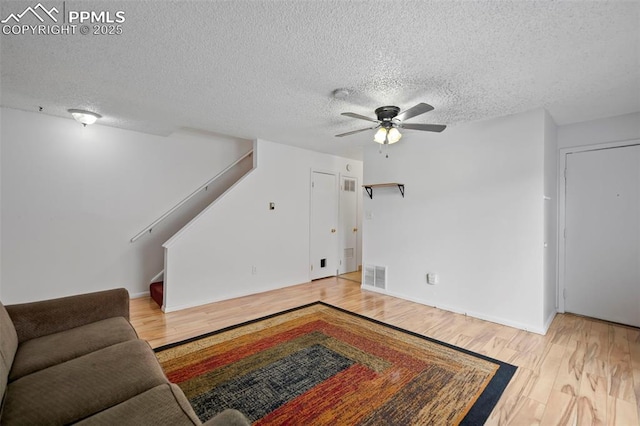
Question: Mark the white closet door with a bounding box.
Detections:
[310,171,338,280]
[564,145,640,326]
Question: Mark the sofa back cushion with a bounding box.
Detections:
[0,301,19,407]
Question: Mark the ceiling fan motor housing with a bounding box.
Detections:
[375,106,400,121]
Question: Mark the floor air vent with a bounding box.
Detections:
[364,265,387,290]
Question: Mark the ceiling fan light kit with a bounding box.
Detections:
[374,127,388,143]
[387,127,402,144]
[336,102,446,144]
[374,124,402,144]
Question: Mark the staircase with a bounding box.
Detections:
[150,282,163,308]
[132,148,255,310]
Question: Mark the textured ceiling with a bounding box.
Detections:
[1,1,639,159]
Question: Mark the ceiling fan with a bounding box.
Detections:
[335,103,446,144]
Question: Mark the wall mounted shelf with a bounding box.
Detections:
[363,183,405,199]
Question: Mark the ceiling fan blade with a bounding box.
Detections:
[396,103,435,121]
[399,123,447,133]
[335,126,378,137]
[341,112,379,123]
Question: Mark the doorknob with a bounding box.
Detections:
[353,227,358,232]
[331,229,336,233]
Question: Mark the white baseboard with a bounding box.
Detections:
[161,281,300,313]
[130,291,149,299]
[148,270,164,284]
[361,284,549,335]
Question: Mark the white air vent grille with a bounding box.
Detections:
[364,265,387,289]
[344,248,354,259]
[343,178,356,192]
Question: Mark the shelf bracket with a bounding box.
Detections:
[397,184,404,198]
[365,186,373,199]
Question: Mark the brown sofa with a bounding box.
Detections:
[0,288,250,425]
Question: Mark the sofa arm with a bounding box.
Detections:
[5,288,130,343]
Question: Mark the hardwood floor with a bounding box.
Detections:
[337,270,362,283]
[130,277,640,425]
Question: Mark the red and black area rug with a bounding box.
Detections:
[155,302,516,425]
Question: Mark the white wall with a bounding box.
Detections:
[363,109,549,333]
[163,139,363,312]
[558,112,640,149]
[543,111,558,329]
[0,107,251,303]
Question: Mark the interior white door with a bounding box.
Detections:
[310,171,338,280]
[564,145,640,326]
[339,176,358,274]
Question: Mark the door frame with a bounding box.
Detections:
[338,173,359,274]
[557,138,640,313]
[309,168,339,280]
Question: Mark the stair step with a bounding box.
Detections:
[150,281,163,308]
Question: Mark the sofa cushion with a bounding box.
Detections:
[203,409,252,426]
[1,339,167,425]
[9,316,137,381]
[75,383,200,426]
[0,302,18,407]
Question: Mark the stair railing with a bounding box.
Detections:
[130,149,253,243]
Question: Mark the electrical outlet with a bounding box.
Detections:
[427,273,438,285]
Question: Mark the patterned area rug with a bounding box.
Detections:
[155,302,516,425]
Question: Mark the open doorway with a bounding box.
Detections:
[338,269,361,283]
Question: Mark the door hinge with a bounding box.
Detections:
[564,228,567,239]
[312,181,315,188]
[310,264,313,271]
[563,288,566,299]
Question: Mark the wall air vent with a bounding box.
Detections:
[343,178,356,192]
[364,265,387,290]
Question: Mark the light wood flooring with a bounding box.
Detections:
[337,270,362,283]
[130,277,640,425]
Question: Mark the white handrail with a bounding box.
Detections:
[130,150,253,243]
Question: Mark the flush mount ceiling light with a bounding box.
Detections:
[336,103,446,144]
[68,109,101,126]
